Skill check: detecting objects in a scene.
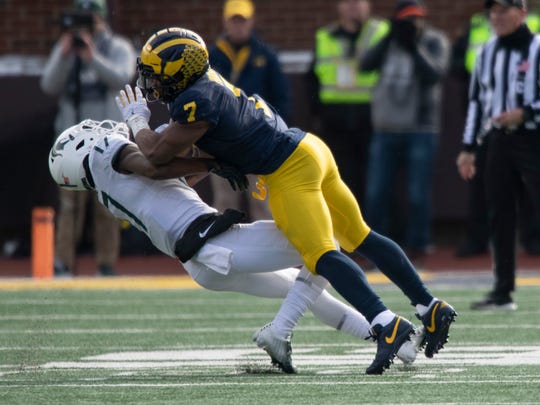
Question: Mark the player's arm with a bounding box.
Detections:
[116,144,214,180]
[115,84,209,165]
[135,120,210,165]
[115,85,248,190]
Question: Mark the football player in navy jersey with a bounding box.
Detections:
[116,27,456,375]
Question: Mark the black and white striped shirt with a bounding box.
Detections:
[463,28,540,147]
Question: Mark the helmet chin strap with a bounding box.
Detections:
[143,88,160,103]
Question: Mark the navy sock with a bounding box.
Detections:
[315,250,387,323]
[356,231,433,306]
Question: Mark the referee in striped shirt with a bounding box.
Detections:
[457,0,540,310]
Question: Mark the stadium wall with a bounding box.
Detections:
[0,1,483,55]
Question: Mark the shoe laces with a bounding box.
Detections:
[260,323,274,332]
[366,324,383,342]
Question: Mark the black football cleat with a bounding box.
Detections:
[365,316,414,375]
[417,300,457,358]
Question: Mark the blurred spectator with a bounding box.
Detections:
[361,0,449,264]
[306,0,389,205]
[451,8,540,257]
[40,0,136,276]
[207,0,290,221]
[457,0,540,310]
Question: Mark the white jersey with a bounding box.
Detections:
[88,134,216,257]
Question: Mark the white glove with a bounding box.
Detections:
[115,84,151,123]
[115,85,151,137]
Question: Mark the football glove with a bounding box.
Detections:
[210,162,249,192]
[115,84,150,136]
[115,85,151,123]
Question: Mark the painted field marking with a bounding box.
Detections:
[0,276,200,291]
[2,272,540,291]
[0,272,436,291]
[2,345,540,378]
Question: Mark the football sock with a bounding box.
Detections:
[416,297,438,316]
[315,250,387,323]
[272,267,327,339]
[355,231,433,307]
[311,298,372,340]
[188,262,373,341]
[371,310,396,328]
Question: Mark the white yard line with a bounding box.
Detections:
[2,345,540,377]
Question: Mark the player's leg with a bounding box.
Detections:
[264,145,389,323]
[184,259,371,338]
[202,221,304,274]
[321,141,456,359]
[246,174,272,220]
[195,221,376,340]
[264,134,412,374]
[261,266,414,348]
[186,260,420,370]
[316,142,432,308]
[184,260,293,296]
[302,134,455,362]
[188,221,362,335]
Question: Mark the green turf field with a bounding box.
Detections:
[1,281,539,404]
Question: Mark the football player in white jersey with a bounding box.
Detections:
[48,119,423,373]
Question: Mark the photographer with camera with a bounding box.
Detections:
[40,0,136,277]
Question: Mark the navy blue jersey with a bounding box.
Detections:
[168,68,305,174]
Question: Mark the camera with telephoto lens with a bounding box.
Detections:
[59,10,94,48]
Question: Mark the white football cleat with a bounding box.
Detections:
[396,326,425,365]
[252,323,297,374]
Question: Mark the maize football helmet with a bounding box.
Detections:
[137,27,209,103]
[49,119,129,190]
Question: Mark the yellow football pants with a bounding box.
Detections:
[262,133,371,273]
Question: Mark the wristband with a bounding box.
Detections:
[127,114,150,138]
